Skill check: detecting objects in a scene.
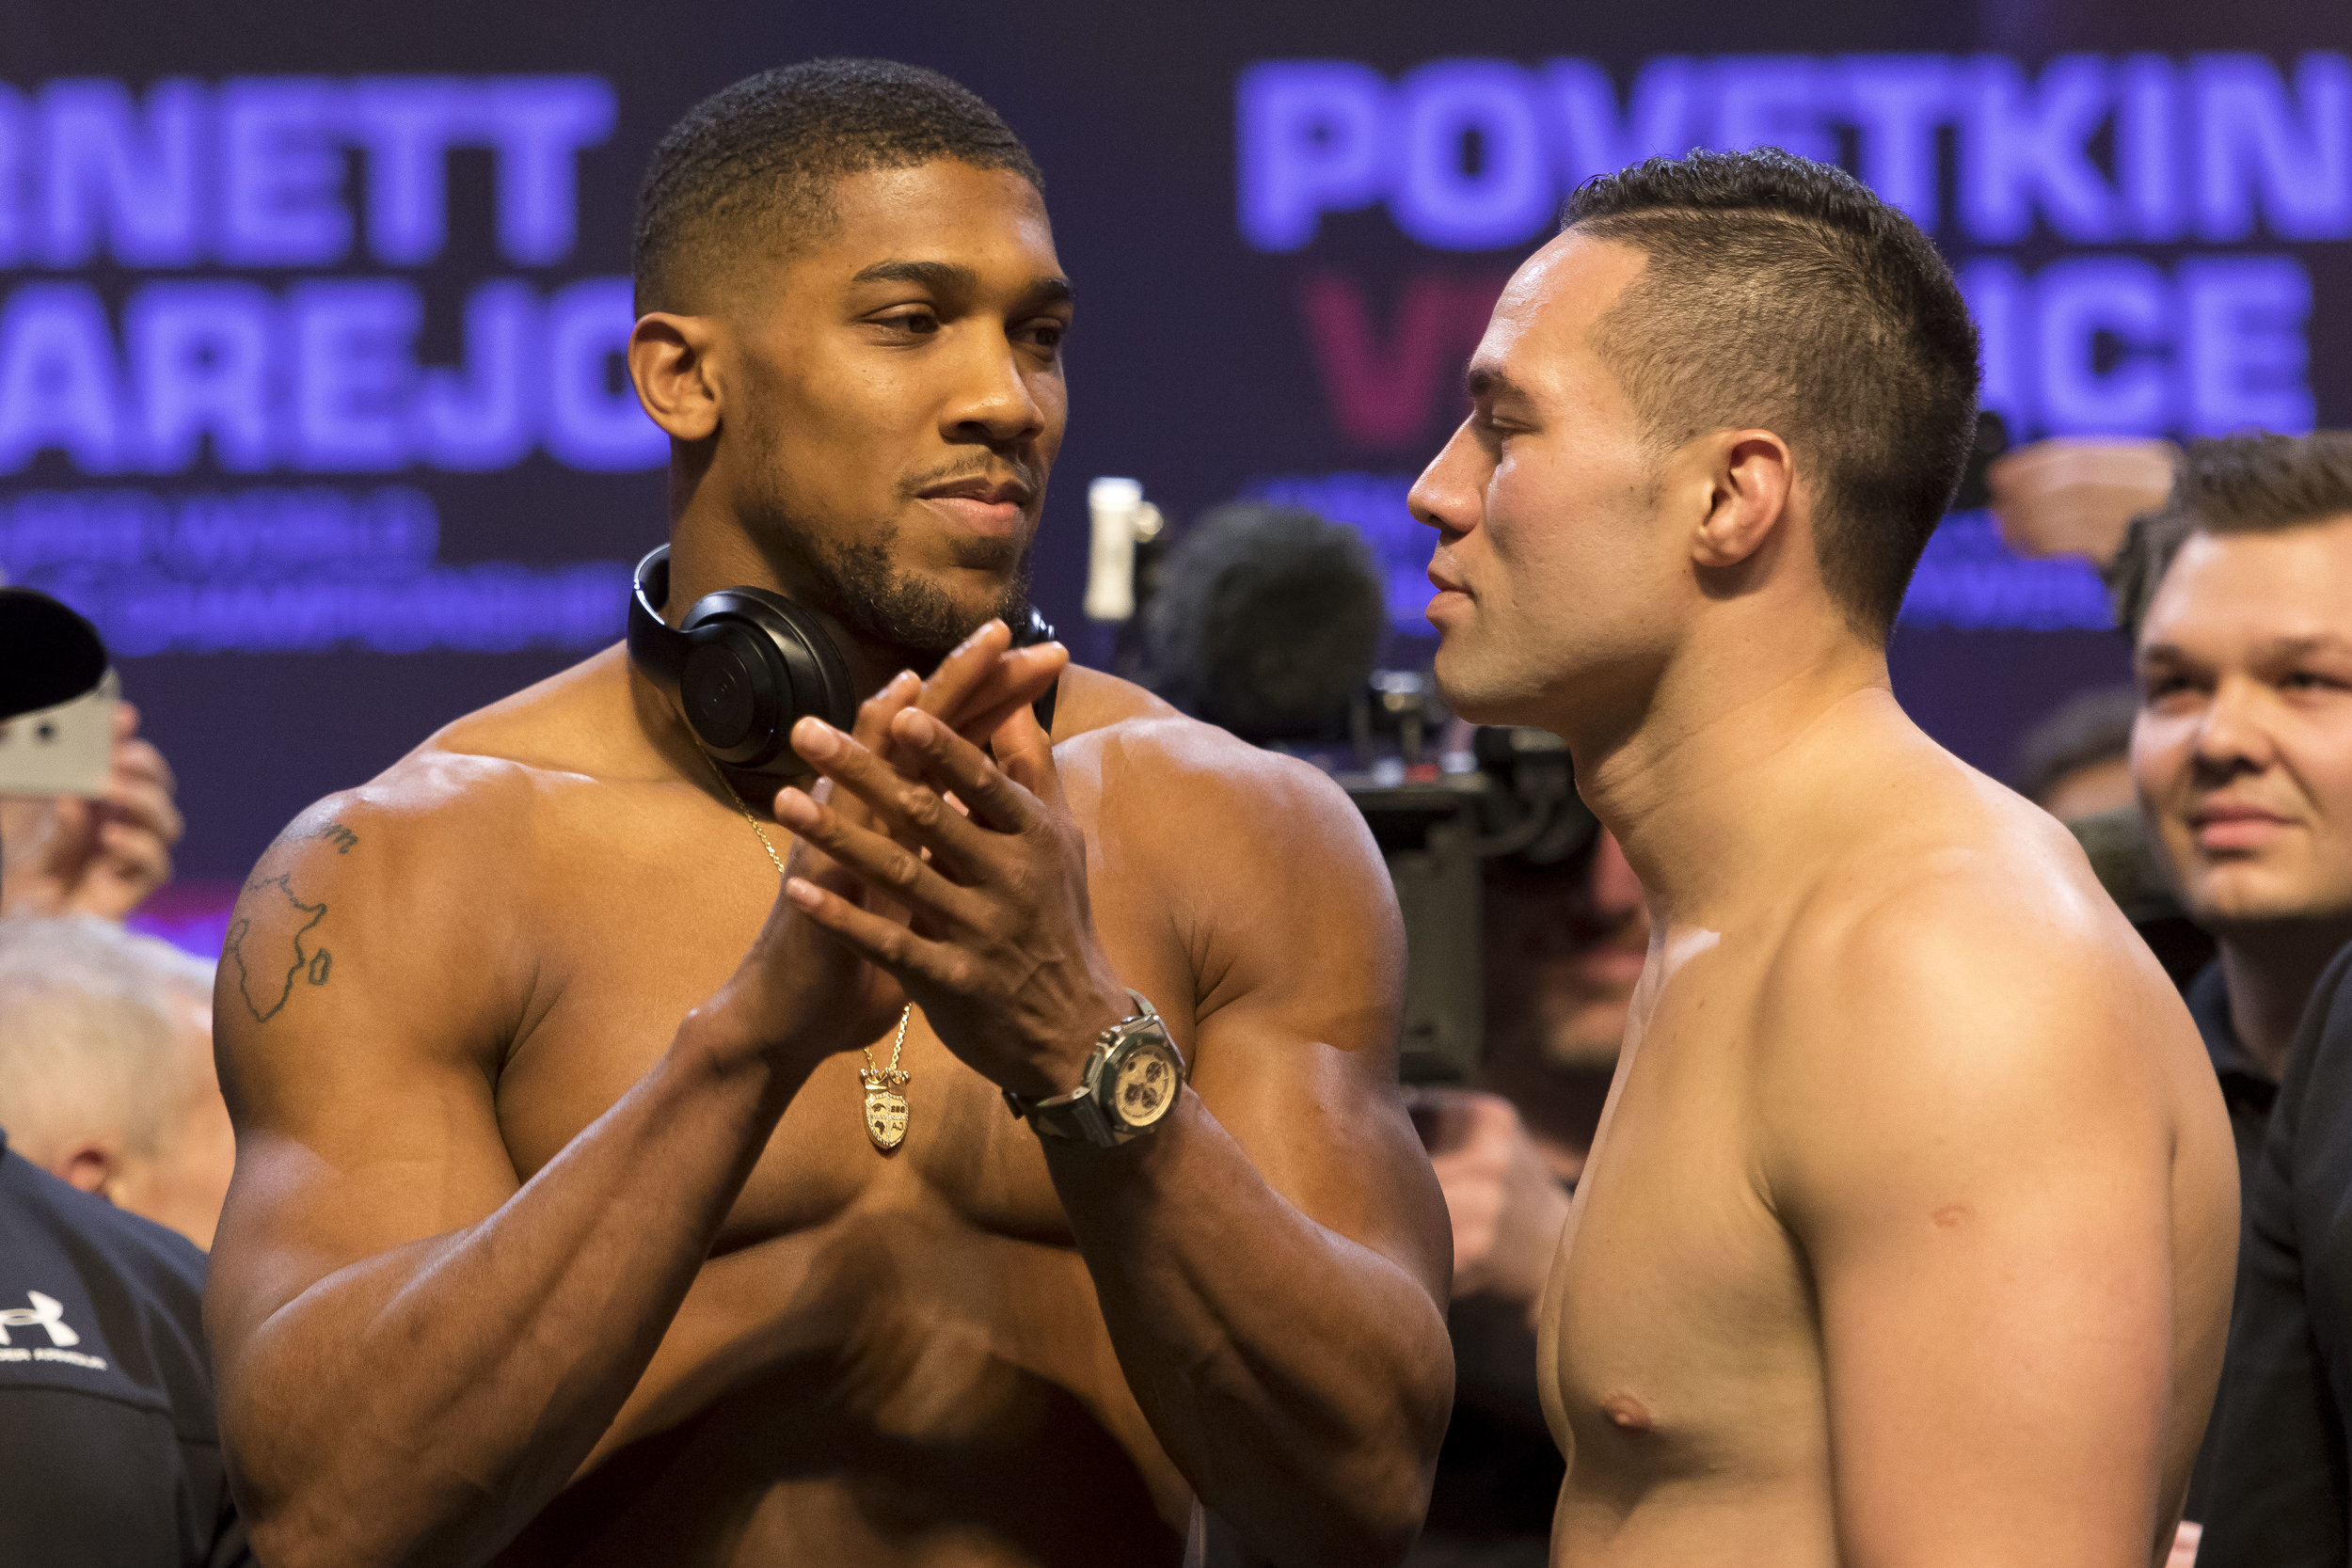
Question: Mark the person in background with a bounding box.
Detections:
[1995,432,2352,1168]
[0,700,183,921]
[1408,827,1648,1567]
[1998,433,2352,1558]
[2014,686,2141,822]
[0,915,233,1250]
[0,586,250,1566]
[2110,433,2352,1567]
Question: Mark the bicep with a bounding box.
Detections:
[1176,773,1448,1298]
[207,829,523,1363]
[1772,951,2178,1567]
[1806,1128,2174,1566]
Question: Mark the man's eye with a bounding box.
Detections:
[1024,321,1067,350]
[2141,675,2196,702]
[878,310,940,336]
[2281,670,2346,692]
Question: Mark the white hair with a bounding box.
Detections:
[0,916,215,1160]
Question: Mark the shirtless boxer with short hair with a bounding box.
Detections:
[1406,148,2238,1568]
[203,59,1450,1568]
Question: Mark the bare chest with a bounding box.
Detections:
[1540,944,1826,1490]
[486,798,1183,1249]
[471,790,1194,1523]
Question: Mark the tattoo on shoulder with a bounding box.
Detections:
[225,875,334,1023]
[313,821,358,854]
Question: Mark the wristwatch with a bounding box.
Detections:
[1004,990,1188,1147]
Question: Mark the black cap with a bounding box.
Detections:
[0,589,107,721]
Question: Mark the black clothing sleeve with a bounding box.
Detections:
[2200,946,2352,1568]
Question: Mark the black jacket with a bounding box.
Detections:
[0,1132,249,1568]
[2200,945,2352,1568]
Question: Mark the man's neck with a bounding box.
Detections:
[2218,921,2352,1079]
[1561,633,1899,923]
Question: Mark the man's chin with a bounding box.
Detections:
[2189,867,2352,932]
[1432,642,1528,729]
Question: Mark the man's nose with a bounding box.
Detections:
[944,335,1046,448]
[1408,421,1484,536]
[2189,675,2280,779]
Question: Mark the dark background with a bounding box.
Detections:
[2,0,2346,942]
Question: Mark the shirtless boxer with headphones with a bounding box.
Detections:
[203,59,1451,1568]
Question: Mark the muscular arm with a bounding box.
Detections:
[1760,887,2229,1568]
[1046,748,1453,1568]
[783,713,1454,1568]
[205,793,826,1568]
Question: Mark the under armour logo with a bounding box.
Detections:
[0,1291,80,1348]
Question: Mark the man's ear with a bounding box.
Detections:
[49,1136,119,1200]
[628,311,724,442]
[1692,430,1794,569]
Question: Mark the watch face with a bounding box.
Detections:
[1109,1039,1181,1130]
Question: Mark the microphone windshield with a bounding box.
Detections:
[1144,502,1386,743]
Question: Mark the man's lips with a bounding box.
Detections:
[917,477,1034,539]
[1425,562,1470,623]
[2189,801,2297,852]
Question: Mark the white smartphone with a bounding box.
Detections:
[0,667,118,798]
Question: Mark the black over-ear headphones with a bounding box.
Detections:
[627,545,1059,779]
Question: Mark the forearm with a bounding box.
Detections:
[226,1022,808,1568]
[1048,1093,1453,1568]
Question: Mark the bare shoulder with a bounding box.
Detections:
[1051,666,1402,1024]
[218,647,644,1077]
[1054,665,1386,876]
[1751,763,2211,1196]
[235,647,637,911]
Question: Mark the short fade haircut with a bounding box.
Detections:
[633,58,1043,314]
[2113,431,2352,641]
[1564,148,1981,638]
[0,915,213,1160]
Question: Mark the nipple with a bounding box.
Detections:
[1600,1393,1655,1433]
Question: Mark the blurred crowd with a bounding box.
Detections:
[3,428,2351,1566]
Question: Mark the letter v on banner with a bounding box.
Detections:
[1300,270,1510,448]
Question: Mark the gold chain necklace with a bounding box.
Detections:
[707,760,914,1152]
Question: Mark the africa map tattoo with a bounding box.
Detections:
[226,874,334,1022]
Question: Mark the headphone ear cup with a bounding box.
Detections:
[678,591,856,774]
[678,624,787,762]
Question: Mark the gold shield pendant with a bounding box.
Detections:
[861,1068,910,1150]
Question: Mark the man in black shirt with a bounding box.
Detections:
[0,1129,249,1568]
[2107,433,2352,1563]
[2200,950,2352,1567]
[2186,964,2284,1204]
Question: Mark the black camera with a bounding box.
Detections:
[1335,673,1597,1083]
